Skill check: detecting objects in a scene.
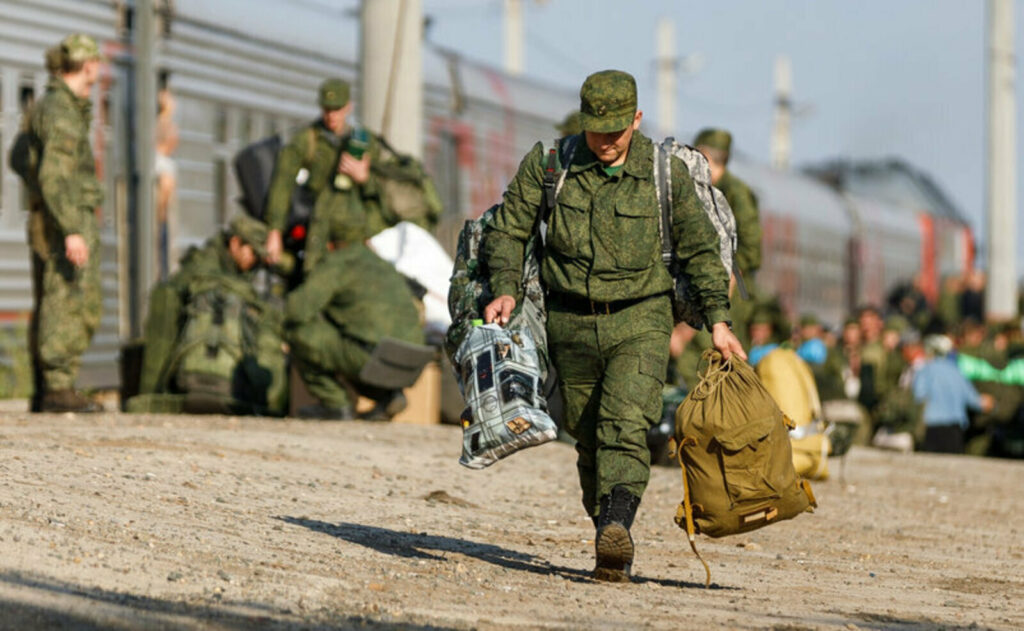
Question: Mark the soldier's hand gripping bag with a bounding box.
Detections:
[454,323,557,469]
[672,349,816,586]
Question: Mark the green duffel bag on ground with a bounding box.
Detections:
[671,349,817,586]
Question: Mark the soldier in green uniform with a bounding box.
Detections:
[264,78,389,273]
[135,214,288,405]
[24,34,105,412]
[482,70,744,582]
[285,232,424,421]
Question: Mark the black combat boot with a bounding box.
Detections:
[40,389,100,413]
[593,485,641,582]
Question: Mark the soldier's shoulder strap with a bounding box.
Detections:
[654,139,674,270]
[536,134,579,246]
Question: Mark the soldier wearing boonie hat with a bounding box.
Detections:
[264,75,388,274]
[22,33,107,413]
[482,69,743,582]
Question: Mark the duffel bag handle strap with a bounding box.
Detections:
[673,436,711,587]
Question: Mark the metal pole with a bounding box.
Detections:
[656,18,675,138]
[771,55,792,171]
[360,0,423,158]
[986,0,1018,320]
[503,0,523,76]
[132,0,157,336]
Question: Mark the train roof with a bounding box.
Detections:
[805,159,969,225]
[729,158,851,231]
[173,0,577,123]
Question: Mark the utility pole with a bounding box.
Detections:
[132,0,157,336]
[656,18,676,138]
[986,0,1018,320]
[771,55,792,171]
[503,0,524,76]
[360,0,423,158]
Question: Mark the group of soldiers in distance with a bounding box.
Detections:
[23,35,422,420]
[22,34,1021,583]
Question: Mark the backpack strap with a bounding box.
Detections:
[536,135,579,247]
[672,436,712,588]
[655,140,674,269]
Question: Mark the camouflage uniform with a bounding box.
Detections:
[137,214,272,397]
[484,71,730,519]
[25,36,104,404]
[265,78,389,272]
[285,243,423,410]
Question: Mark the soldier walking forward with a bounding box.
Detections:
[25,34,105,413]
[483,70,744,582]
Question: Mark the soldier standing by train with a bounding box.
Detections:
[263,78,387,274]
[483,70,744,582]
[19,35,105,413]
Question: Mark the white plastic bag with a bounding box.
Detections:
[454,323,557,469]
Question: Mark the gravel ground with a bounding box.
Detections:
[0,410,1021,630]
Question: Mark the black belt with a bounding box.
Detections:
[548,292,655,315]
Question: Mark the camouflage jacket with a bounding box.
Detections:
[265,121,388,267]
[483,131,730,326]
[717,170,761,277]
[284,243,423,347]
[28,77,102,246]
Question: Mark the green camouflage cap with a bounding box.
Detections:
[228,213,269,259]
[750,309,776,326]
[318,77,350,109]
[555,110,583,136]
[579,70,637,133]
[60,33,103,64]
[694,128,732,158]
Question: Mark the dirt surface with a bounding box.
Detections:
[0,410,1021,630]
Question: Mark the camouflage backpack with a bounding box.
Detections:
[8,129,40,187]
[165,275,288,415]
[445,136,579,377]
[653,139,741,329]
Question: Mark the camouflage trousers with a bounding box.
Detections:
[547,294,672,517]
[31,232,102,392]
[288,318,371,408]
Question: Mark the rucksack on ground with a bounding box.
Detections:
[756,347,830,480]
[128,275,288,416]
[372,134,444,232]
[672,349,816,586]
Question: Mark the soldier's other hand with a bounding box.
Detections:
[266,229,283,264]
[338,152,370,184]
[711,321,747,361]
[484,295,516,327]
[65,234,89,268]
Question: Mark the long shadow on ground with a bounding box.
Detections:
[279,516,726,590]
[0,569,454,631]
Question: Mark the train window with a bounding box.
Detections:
[214,158,227,227]
[215,106,228,144]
